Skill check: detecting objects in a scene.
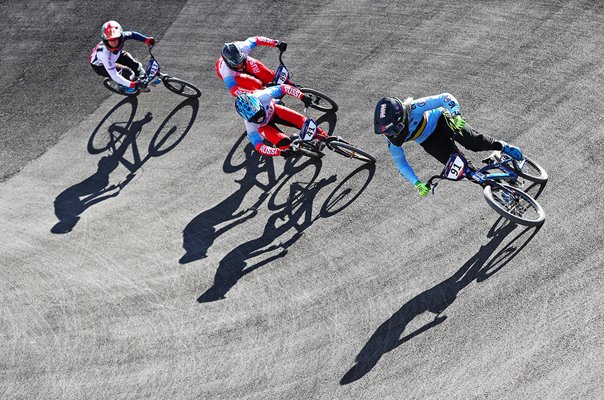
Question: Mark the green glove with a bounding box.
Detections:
[414,180,430,197]
[452,114,465,130]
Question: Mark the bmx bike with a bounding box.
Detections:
[427,151,548,227]
[103,46,201,98]
[288,104,376,163]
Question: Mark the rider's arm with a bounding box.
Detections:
[245,36,279,50]
[417,93,462,115]
[388,142,420,185]
[101,53,137,88]
[246,122,281,157]
[270,84,304,100]
[122,31,153,44]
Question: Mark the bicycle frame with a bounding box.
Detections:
[429,152,526,190]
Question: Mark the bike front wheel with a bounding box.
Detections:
[300,88,338,113]
[328,140,376,163]
[483,184,545,227]
[518,156,548,183]
[103,78,140,96]
[162,76,201,98]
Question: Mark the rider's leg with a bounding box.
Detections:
[117,51,145,80]
[272,105,327,137]
[245,56,276,84]
[455,123,523,160]
[419,117,458,165]
[234,74,264,92]
[259,123,291,149]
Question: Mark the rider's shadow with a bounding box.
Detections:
[51,98,198,234]
[197,159,334,303]
[196,159,376,303]
[340,220,542,384]
[180,137,280,264]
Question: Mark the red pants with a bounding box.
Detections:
[260,105,325,149]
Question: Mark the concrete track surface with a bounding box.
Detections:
[1,1,603,399]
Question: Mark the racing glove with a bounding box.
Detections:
[280,147,296,158]
[452,114,465,130]
[414,180,430,197]
[146,37,156,46]
[301,94,313,107]
[276,40,287,52]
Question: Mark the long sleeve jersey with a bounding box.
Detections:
[387,93,461,185]
[215,36,280,96]
[90,31,151,88]
[243,85,305,156]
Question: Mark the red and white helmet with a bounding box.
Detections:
[101,21,124,50]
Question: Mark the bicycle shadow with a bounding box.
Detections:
[197,158,332,303]
[51,97,199,234]
[180,135,280,264]
[197,159,375,303]
[340,219,542,384]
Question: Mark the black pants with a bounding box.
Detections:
[90,51,142,82]
[419,115,504,165]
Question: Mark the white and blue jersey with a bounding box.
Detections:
[388,93,461,185]
[90,31,149,87]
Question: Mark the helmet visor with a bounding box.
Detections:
[249,109,265,124]
[381,119,406,137]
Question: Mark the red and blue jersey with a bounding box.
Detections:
[215,36,280,96]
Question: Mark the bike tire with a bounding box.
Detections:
[517,156,548,183]
[103,78,140,96]
[162,76,201,98]
[329,140,376,163]
[300,88,338,113]
[483,184,545,227]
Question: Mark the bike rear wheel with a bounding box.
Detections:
[329,140,376,163]
[300,88,338,113]
[103,78,140,96]
[483,184,545,227]
[517,156,548,183]
[162,76,201,98]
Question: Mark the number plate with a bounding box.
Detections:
[300,119,317,141]
[443,153,466,180]
[274,66,289,84]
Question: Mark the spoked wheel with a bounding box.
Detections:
[162,76,201,98]
[484,184,545,227]
[300,88,338,113]
[328,140,376,163]
[103,78,140,96]
[517,156,548,183]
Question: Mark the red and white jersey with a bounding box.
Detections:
[215,36,279,96]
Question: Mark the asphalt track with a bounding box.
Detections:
[1,1,603,399]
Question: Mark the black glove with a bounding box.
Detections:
[276,40,287,52]
[301,94,313,107]
[146,37,156,46]
[280,147,295,158]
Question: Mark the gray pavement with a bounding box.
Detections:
[1,1,603,399]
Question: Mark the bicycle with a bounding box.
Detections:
[289,104,376,163]
[269,50,338,113]
[426,151,547,226]
[103,46,201,98]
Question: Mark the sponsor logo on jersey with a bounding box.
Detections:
[248,59,260,74]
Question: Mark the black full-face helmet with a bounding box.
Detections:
[221,43,246,71]
[373,97,409,138]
